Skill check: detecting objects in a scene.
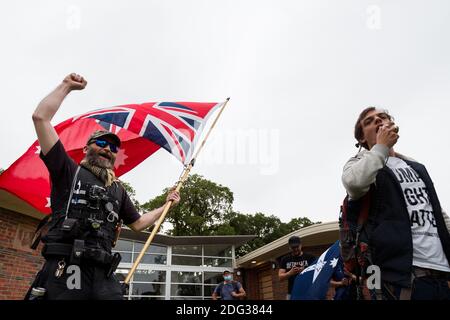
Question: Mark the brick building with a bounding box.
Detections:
[0,190,256,300]
[235,222,339,300]
[0,191,45,300]
[1,188,338,300]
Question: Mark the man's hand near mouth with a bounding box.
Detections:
[376,121,399,150]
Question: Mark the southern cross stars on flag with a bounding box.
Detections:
[0,101,223,214]
[290,241,343,300]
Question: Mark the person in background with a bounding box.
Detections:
[278,236,315,300]
[212,270,246,300]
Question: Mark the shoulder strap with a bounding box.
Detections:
[30,166,81,250]
[356,190,372,232]
[64,166,81,220]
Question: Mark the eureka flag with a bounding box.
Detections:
[290,241,342,300]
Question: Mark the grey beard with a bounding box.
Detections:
[80,158,116,187]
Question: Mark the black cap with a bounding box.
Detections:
[288,236,301,246]
[223,270,231,274]
[87,130,121,147]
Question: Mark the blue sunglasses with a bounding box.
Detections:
[92,139,119,153]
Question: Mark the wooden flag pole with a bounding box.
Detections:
[123,98,230,285]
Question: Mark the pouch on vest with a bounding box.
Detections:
[61,218,79,238]
[70,239,85,265]
[61,218,78,234]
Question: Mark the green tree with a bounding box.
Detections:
[222,212,318,257]
[141,174,234,236]
[285,217,319,231]
[120,180,141,210]
[133,174,320,257]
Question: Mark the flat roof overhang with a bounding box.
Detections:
[0,192,256,248]
[236,221,339,268]
[0,189,44,220]
[119,227,256,247]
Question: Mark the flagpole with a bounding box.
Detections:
[123,98,230,286]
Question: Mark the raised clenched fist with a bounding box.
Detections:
[63,73,87,91]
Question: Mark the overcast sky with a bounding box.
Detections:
[1,0,449,224]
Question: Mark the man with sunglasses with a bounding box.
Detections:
[28,73,180,300]
[342,107,450,300]
[278,236,315,300]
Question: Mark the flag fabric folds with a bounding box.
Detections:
[290,240,342,300]
[0,101,223,214]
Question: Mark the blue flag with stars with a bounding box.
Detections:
[291,240,342,300]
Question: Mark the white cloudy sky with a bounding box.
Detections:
[1,0,449,224]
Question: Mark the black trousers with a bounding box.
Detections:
[410,276,450,300]
[382,277,450,300]
[26,258,123,300]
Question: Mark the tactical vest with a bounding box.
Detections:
[42,166,124,258]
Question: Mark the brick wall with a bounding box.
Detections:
[271,264,288,300]
[0,207,44,300]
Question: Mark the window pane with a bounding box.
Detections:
[114,268,130,282]
[134,254,167,265]
[204,272,223,285]
[114,240,133,252]
[172,245,202,256]
[133,270,166,282]
[134,242,167,255]
[204,257,232,268]
[171,271,202,284]
[172,255,202,266]
[130,296,165,300]
[204,285,218,297]
[132,283,165,296]
[204,244,232,257]
[171,284,202,296]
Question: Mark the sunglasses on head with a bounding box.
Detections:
[91,139,119,153]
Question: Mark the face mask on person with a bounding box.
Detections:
[224,275,232,281]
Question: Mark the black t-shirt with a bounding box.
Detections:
[280,253,316,294]
[40,140,141,225]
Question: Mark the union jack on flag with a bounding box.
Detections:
[0,101,224,214]
[73,101,223,164]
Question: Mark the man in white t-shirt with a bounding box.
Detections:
[342,107,450,300]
